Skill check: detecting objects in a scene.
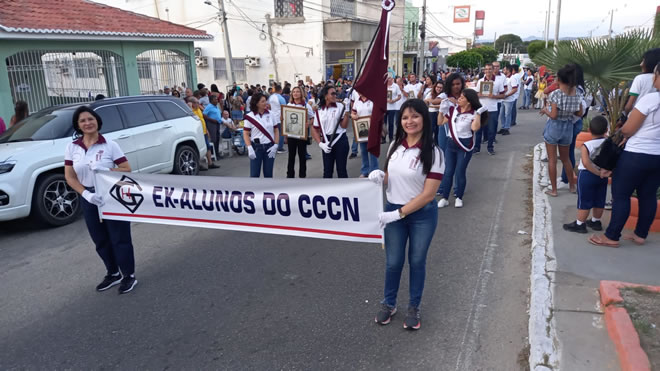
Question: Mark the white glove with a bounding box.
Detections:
[267,144,278,158]
[476,106,488,115]
[319,142,331,154]
[82,190,104,207]
[90,163,110,172]
[247,146,256,160]
[378,210,401,229]
[368,170,385,185]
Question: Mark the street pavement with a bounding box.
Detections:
[0,108,543,370]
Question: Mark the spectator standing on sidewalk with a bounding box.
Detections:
[9,100,28,127]
[352,93,379,178]
[558,64,589,190]
[475,63,506,155]
[64,106,137,294]
[539,64,583,197]
[386,77,403,142]
[521,69,534,109]
[437,90,486,209]
[624,48,660,114]
[244,93,279,178]
[285,86,313,178]
[590,66,660,247]
[498,65,519,136]
[371,99,444,330]
[311,85,350,178]
[563,116,609,234]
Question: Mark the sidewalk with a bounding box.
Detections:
[531,143,660,370]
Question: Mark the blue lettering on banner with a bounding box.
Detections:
[263,192,277,215]
[243,192,256,214]
[230,191,243,213]
[312,195,326,219]
[165,187,176,207]
[299,195,312,218]
[180,188,192,209]
[327,196,341,220]
[191,189,203,211]
[201,190,215,211]
[215,190,230,212]
[153,186,163,207]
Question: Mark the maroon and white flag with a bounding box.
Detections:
[352,0,395,157]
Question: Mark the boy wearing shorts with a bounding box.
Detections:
[563,116,609,233]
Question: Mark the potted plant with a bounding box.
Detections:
[575,116,592,148]
[626,189,660,232]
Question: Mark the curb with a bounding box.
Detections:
[529,143,560,370]
[599,280,660,371]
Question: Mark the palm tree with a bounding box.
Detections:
[533,30,659,132]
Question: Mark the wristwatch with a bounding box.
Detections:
[398,208,406,219]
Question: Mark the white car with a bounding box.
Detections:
[0,96,208,226]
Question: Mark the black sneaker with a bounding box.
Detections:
[586,220,603,231]
[497,129,505,134]
[501,129,511,135]
[375,304,397,325]
[488,150,496,156]
[563,221,587,234]
[403,306,421,330]
[96,273,122,291]
[349,153,358,159]
[118,275,138,294]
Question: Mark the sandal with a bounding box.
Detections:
[622,233,645,246]
[588,234,619,248]
[544,190,558,197]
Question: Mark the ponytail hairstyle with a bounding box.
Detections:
[557,64,578,87]
[461,89,488,129]
[385,99,437,175]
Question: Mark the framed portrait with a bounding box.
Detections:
[281,105,308,139]
[387,90,393,100]
[479,81,493,96]
[353,116,371,143]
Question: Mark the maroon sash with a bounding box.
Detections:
[446,106,475,152]
[244,114,275,144]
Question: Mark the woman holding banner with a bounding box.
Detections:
[243,92,280,178]
[311,86,350,178]
[369,99,445,330]
[437,90,487,209]
[64,106,137,294]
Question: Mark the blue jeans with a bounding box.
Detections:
[429,111,439,143]
[500,101,514,130]
[386,110,398,141]
[81,192,135,276]
[437,124,448,151]
[359,142,379,176]
[249,142,275,177]
[605,151,660,240]
[474,111,497,152]
[511,100,518,125]
[382,200,438,308]
[440,138,473,199]
[277,128,285,151]
[561,119,583,183]
[351,136,358,155]
[523,89,532,108]
[322,135,349,178]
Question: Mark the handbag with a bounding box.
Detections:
[590,129,625,171]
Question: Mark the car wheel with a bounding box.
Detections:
[31,173,81,227]
[174,144,199,175]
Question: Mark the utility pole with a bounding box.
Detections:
[545,0,551,47]
[217,0,235,84]
[417,0,427,76]
[608,9,614,39]
[553,0,561,50]
[265,14,280,83]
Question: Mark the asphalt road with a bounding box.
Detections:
[0,107,542,370]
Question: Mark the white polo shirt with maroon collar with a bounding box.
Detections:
[64,134,127,188]
[386,140,445,205]
[313,102,346,145]
[244,110,279,145]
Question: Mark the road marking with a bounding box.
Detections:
[454,152,515,371]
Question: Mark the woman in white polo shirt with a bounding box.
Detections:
[352,93,379,177]
[285,86,314,178]
[243,92,280,178]
[64,106,137,294]
[437,89,487,208]
[311,85,350,178]
[369,99,445,330]
[590,66,660,247]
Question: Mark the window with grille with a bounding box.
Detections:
[74,58,100,79]
[275,0,303,18]
[330,0,355,18]
[137,57,152,79]
[213,58,247,82]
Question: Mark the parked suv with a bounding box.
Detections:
[0,96,207,226]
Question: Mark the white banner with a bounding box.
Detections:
[94,172,384,244]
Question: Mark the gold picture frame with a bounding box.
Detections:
[479,81,494,96]
[353,116,371,143]
[281,105,308,139]
[387,90,393,100]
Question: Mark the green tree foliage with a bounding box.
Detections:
[534,30,660,131]
[495,34,523,53]
[527,40,554,59]
[472,46,499,64]
[447,51,484,69]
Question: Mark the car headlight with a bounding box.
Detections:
[0,162,16,174]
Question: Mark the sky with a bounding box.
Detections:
[414,0,658,41]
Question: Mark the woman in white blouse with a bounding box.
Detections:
[243,92,280,178]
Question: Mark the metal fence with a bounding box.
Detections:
[330,0,356,18]
[6,50,128,113]
[136,49,192,94]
